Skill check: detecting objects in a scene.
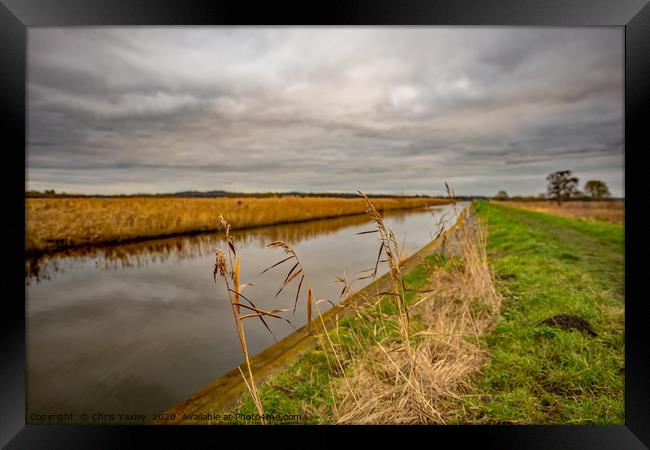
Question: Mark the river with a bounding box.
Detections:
[25,202,465,421]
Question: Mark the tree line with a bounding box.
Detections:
[494,170,613,205]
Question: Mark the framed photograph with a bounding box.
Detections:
[2,0,648,447]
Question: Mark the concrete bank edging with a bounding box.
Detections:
[154,206,468,424]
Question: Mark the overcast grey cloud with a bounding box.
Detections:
[27,27,624,196]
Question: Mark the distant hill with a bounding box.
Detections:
[28,189,490,199]
[25,188,493,200]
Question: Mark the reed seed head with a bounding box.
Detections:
[214,248,227,280]
[217,214,231,238]
[268,240,296,256]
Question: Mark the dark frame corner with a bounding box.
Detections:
[2,0,649,448]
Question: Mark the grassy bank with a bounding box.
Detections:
[209,249,475,424]
[453,201,624,424]
[169,200,623,424]
[26,196,447,255]
[174,203,500,424]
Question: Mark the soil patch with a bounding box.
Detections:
[539,314,598,337]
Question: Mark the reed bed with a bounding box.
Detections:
[26,196,447,255]
[26,209,414,281]
[496,200,624,224]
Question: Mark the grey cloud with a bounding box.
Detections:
[27,27,624,196]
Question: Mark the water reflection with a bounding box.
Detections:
[26,207,437,283]
[25,204,463,421]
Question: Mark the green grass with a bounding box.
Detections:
[225,349,334,424]
[223,200,624,424]
[226,252,449,424]
[455,201,624,424]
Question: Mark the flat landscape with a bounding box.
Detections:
[496,201,624,224]
[191,200,624,424]
[24,27,627,431]
[26,196,447,255]
[458,202,624,423]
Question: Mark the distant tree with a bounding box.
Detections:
[546,170,579,206]
[494,190,509,201]
[568,189,585,200]
[583,180,611,200]
[537,193,547,199]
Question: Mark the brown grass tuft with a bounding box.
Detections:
[332,199,501,424]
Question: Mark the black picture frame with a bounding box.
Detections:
[2,0,648,447]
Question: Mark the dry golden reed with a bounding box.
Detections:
[218,187,498,424]
[26,196,447,254]
[357,191,415,362]
[212,215,292,423]
[245,189,498,424]
[332,208,501,424]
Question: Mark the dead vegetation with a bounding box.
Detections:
[207,188,500,424]
[26,196,447,255]
[331,205,501,424]
[211,215,293,423]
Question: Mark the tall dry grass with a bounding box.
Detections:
[26,196,447,255]
[212,215,293,423]
[330,199,501,424]
[263,239,356,400]
[212,215,355,422]
[211,190,499,424]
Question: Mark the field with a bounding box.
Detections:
[496,200,624,224]
[455,202,624,423]
[183,200,624,424]
[25,196,447,255]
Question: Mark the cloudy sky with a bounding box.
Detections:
[27,27,624,197]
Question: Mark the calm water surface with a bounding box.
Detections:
[26,203,465,420]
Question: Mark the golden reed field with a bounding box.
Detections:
[26,196,448,255]
[496,200,624,224]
